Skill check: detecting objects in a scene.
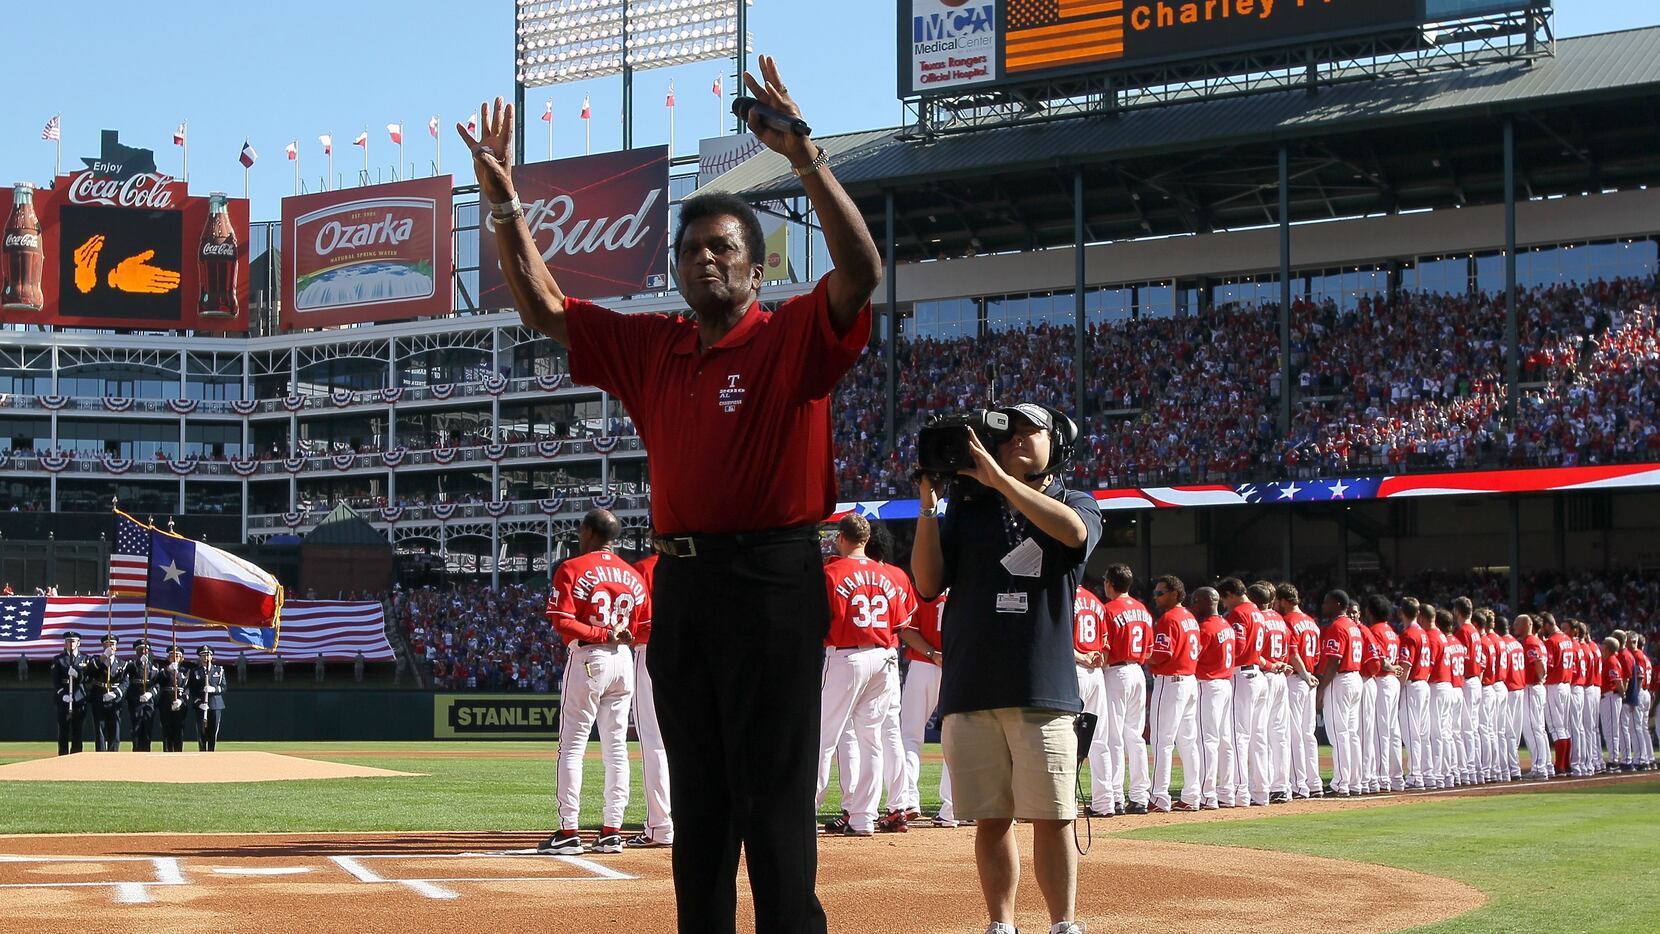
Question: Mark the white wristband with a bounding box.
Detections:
[489,195,523,220]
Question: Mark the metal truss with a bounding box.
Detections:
[0,345,52,373]
[295,338,396,371]
[56,345,181,376]
[903,6,1553,140]
[248,349,293,379]
[394,328,492,364]
[185,350,246,378]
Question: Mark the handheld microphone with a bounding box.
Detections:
[731,97,812,137]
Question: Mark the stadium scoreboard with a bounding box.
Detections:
[900,0,1538,97]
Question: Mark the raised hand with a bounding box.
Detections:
[741,54,814,164]
[73,234,104,294]
[456,97,516,205]
[107,250,181,295]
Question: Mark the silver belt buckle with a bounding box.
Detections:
[657,535,697,558]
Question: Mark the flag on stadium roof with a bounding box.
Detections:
[428,116,439,138]
[666,81,675,108]
[41,114,60,141]
[319,134,332,154]
[285,141,298,160]
[172,121,187,146]
[239,140,258,168]
[386,123,402,144]
[146,529,283,640]
[580,94,591,120]
[352,130,368,147]
[108,511,152,598]
[542,100,553,123]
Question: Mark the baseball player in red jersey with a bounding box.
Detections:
[1146,575,1202,813]
[817,514,912,836]
[1218,578,1268,808]
[1444,615,1471,785]
[896,590,957,826]
[1600,636,1627,772]
[1192,587,1236,809]
[1575,624,1599,775]
[1640,637,1656,767]
[1425,609,1456,789]
[864,532,916,832]
[1451,598,1485,785]
[1394,598,1433,789]
[1501,620,1526,780]
[1356,613,1384,794]
[1362,595,1403,793]
[1542,613,1575,776]
[1480,611,1508,783]
[1317,589,1365,796]
[1250,582,1293,804]
[630,552,673,847]
[542,509,649,856]
[1100,564,1153,814]
[1072,583,1113,816]
[1275,584,1322,798]
[1518,615,1553,779]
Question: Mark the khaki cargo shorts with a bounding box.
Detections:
[941,707,1078,821]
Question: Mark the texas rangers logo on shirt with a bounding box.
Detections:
[718,373,746,413]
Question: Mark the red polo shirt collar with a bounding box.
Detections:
[670,302,766,356]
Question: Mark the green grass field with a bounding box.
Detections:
[3,741,1656,932]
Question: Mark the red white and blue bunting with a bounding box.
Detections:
[230,399,259,416]
[592,491,618,510]
[430,383,454,400]
[283,455,308,474]
[229,458,259,477]
[432,446,457,465]
[283,395,307,412]
[37,394,69,410]
[282,510,306,528]
[166,398,199,415]
[592,436,619,454]
[431,502,457,521]
[0,449,12,471]
[538,495,567,515]
[40,452,71,472]
[484,500,511,518]
[331,452,357,471]
[330,387,354,408]
[536,439,565,459]
[483,374,508,395]
[382,447,408,468]
[536,373,567,392]
[101,455,133,474]
[165,457,196,476]
[483,442,508,462]
[379,505,404,523]
[380,387,404,404]
[102,396,134,413]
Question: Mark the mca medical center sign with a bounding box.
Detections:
[902,0,998,96]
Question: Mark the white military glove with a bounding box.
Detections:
[102,691,117,702]
[62,696,72,705]
[198,703,209,712]
[140,691,154,703]
[171,700,182,711]
[206,685,217,694]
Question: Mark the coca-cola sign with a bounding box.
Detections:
[280,175,453,330]
[477,146,669,309]
[66,171,178,209]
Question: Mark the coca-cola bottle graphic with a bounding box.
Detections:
[198,191,239,317]
[2,182,44,312]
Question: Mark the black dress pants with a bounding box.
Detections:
[130,704,157,752]
[647,531,829,934]
[198,709,222,751]
[92,706,122,752]
[56,701,85,756]
[160,709,186,752]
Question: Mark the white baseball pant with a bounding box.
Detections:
[872,655,907,812]
[1502,684,1522,778]
[1600,690,1623,768]
[1546,682,1572,744]
[1229,668,1269,805]
[1325,672,1364,795]
[1401,679,1432,787]
[897,659,954,820]
[1567,685,1586,773]
[632,644,673,842]
[1358,677,1378,792]
[1461,678,1482,782]
[816,647,895,833]
[1430,682,1461,787]
[1645,690,1656,762]
[1197,678,1234,807]
[1481,682,1503,780]
[1077,665,1112,811]
[1583,685,1601,771]
[1103,663,1150,808]
[1263,668,1289,796]
[1524,684,1552,776]
[1149,674,1200,810]
[1375,675,1403,791]
[1287,674,1320,796]
[557,643,634,832]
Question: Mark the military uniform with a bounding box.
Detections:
[123,642,164,752]
[49,635,88,756]
[84,635,129,752]
[188,649,227,751]
[155,650,191,752]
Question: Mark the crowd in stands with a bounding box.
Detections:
[831,277,1660,498]
[395,583,567,692]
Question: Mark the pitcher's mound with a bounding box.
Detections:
[0,751,420,783]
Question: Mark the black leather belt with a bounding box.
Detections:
[1108,661,1132,668]
[1238,664,1260,672]
[653,523,817,558]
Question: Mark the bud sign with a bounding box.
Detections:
[280,176,454,329]
[477,146,670,309]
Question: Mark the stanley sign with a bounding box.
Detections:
[433,694,562,739]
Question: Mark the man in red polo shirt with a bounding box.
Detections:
[460,57,883,931]
[1100,564,1154,815]
[1147,575,1202,813]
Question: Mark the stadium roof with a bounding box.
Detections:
[700,27,1660,263]
[304,504,389,548]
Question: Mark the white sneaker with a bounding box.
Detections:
[984,924,1017,934]
[1051,923,1087,934]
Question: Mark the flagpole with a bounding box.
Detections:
[434,116,441,175]
[294,143,300,196]
[182,121,189,183]
[55,121,62,178]
[669,82,676,157]
[362,129,369,185]
[585,112,591,156]
[546,103,553,160]
[399,123,405,182]
[244,164,249,200]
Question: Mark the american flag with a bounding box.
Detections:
[41,115,60,141]
[0,597,393,661]
[1005,0,1126,74]
[109,512,151,597]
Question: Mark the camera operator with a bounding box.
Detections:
[912,403,1101,934]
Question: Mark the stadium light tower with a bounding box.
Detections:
[514,0,754,160]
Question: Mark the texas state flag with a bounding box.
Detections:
[146,532,282,634]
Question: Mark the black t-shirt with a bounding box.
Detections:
[935,481,1102,717]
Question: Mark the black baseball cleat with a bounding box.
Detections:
[1123,801,1149,815]
[538,829,584,855]
[1082,806,1115,818]
[592,830,624,854]
[822,810,850,835]
[876,810,910,833]
[1269,792,1291,804]
[625,832,670,848]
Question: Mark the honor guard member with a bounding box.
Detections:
[50,632,88,756]
[460,53,883,932]
[156,646,190,752]
[124,639,163,752]
[85,634,128,752]
[190,646,227,751]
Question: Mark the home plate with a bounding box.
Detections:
[211,867,314,876]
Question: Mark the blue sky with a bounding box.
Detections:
[0,1,1649,219]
